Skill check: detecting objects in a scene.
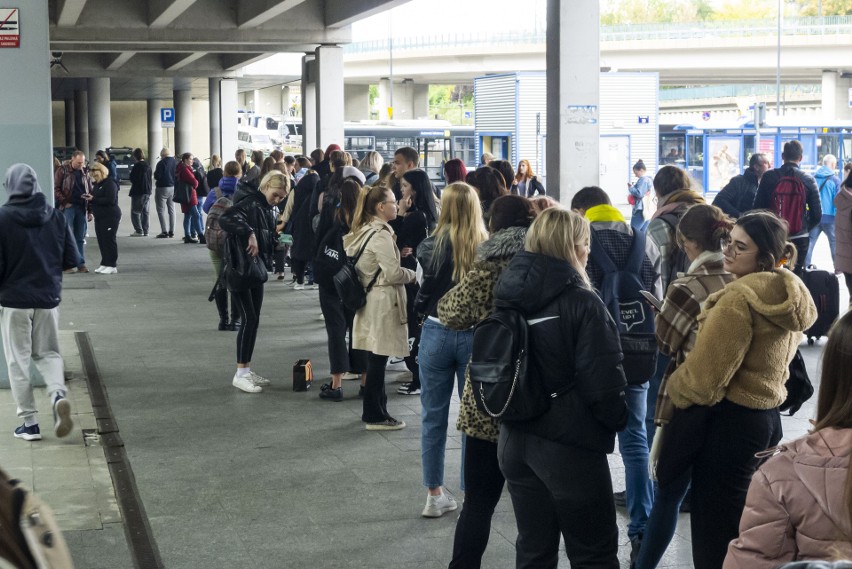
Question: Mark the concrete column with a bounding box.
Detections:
[822,70,837,119]
[74,89,89,159]
[301,53,317,153]
[147,99,163,161]
[344,84,370,122]
[315,45,344,149]
[174,89,193,156]
[413,83,429,120]
[378,78,391,121]
[64,97,76,147]
[87,77,111,155]
[831,74,852,121]
[209,78,221,158]
[282,86,291,116]
[546,0,599,204]
[219,79,239,163]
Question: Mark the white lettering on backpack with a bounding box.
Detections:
[619,300,647,332]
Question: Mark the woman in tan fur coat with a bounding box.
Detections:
[665,210,817,569]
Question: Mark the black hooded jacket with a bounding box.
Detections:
[0,193,78,309]
[712,168,760,218]
[218,190,275,274]
[494,251,628,452]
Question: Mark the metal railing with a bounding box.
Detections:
[344,16,852,54]
[659,84,822,101]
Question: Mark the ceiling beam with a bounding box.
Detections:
[149,0,198,28]
[106,52,136,70]
[50,26,350,47]
[162,52,208,71]
[221,53,274,71]
[56,0,88,27]
[238,0,308,29]
[324,0,411,28]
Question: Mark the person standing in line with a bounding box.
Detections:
[443,158,467,185]
[834,167,852,301]
[806,153,841,272]
[128,148,151,237]
[219,171,290,393]
[416,183,488,518]
[496,207,628,569]
[358,151,384,186]
[628,160,654,232]
[88,163,122,274]
[344,185,417,429]
[53,150,93,273]
[206,154,223,191]
[488,160,515,194]
[153,148,177,238]
[176,153,202,244]
[95,150,118,184]
[712,153,771,219]
[392,146,420,200]
[665,211,817,569]
[235,148,249,182]
[511,159,545,197]
[1,164,79,441]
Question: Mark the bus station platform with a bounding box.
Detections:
[0,191,838,569]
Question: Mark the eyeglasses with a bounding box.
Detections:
[720,238,758,258]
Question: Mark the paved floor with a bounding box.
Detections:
[0,191,845,569]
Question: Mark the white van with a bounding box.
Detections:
[237,129,274,155]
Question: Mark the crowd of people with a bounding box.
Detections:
[4,140,851,569]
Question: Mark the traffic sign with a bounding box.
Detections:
[638,116,650,124]
[161,107,175,128]
[0,9,20,48]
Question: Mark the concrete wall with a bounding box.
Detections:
[344,84,370,121]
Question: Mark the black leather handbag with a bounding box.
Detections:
[333,230,381,311]
[223,234,268,292]
[172,179,191,204]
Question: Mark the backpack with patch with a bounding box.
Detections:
[770,174,806,235]
[590,229,657,385]
[204,187,233,256]
[469,303,551,422]
[313,222,346,289]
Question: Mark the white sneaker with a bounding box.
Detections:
[101,267,118,274]
[342,372,361,380]
[293,283,305,290]
[232,373,262,393]
[94,266,106,273]
[422,492,458,518]
[247,371,271,386]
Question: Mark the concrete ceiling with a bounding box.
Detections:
[47,0,410,100]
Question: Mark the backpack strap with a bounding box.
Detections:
[589,230,618,274]
[352,230,383,289]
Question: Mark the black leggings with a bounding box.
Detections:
[403,283,421,387]
[233,285,264,364]
[362,353,390,423]
[292,259,307,284]
[94,211,120,267]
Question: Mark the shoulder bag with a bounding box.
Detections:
[333,230,382,311]
[223,234,268,292]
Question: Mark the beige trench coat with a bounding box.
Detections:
[343,218,416,357]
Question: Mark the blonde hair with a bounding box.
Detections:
[525,207,591,288]
[351,185,392,233]
[209,154,222,169]
[259,171,289,194]
[431,183,488,281]
[89,162,109,183]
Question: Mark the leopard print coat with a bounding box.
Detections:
[437,226,527,443]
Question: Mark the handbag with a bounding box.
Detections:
[333,230,382,312]
[172,179,191,204]
[223,234,268,292]
[780,349,814,416]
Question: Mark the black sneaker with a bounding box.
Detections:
[155,232,168,238]
[319,387,343,402]
[14,423,41,441]
[53,394,73,438]
[168,232,174,238]
[613,490,626,508]
[397,383,421,395]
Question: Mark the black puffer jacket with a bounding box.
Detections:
[414,235,455,318]
[753,162,822,237]
[218,190,276,274]
[494,251,628,453]
[713,168,760,218]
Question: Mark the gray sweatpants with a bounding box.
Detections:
[0,307,66,421]
[155,186,175,235]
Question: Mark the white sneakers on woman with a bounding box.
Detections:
[232,371,271,393]
[94,266,118,274]
[422,491,458,518]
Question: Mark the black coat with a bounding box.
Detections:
[0,193,78,309]
[494,251,628,453]
[712,168,759,218]
[753,162,822,237]
[219,191,276,273]
[289,172,319,261]
[153,156,177,188]
[414,235,455,318]
[128,160,152,197]
[91,178,121,218]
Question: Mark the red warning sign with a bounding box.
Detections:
[0,9,20,48]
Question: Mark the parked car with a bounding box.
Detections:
[106,146,134,181]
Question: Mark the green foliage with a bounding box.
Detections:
[796,0,852,16]
[369,85,378,107]
[601,0,852,23]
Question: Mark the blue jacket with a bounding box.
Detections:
[629,175,653,213]
[154,156,177,188]
[0,193,79,309]
[202,176,238,213]
[813,165,840,220]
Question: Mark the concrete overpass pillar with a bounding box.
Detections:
[822,70,837,119]
[302,53,317,153]
[282,86,291,116]
[546,0,599,204]
[174,89,193,156]
[209,78,221,158]
[316,45,344,149]
[88,77,111,155]
[74,89,89,159]
[147,99,163,161]
[344,85,370,122]
[219,79,238,163]
[378,78,391,120]
[413,83,429,120]
[64,97,76,148]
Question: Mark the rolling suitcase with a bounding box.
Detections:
[802,268,840,344]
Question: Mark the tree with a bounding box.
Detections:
[796,0,852,16]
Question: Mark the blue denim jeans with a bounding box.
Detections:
[419,318,471,490]
[617,382,654,539]
[183,205,204,238]
[634,469,690,569]
[63,205,87,266]
[806,221,836,268]
[631,210,648,232]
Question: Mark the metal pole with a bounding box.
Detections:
[388,12,394,119]
[776,0,781,116]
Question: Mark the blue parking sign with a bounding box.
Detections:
[161,107,175,127]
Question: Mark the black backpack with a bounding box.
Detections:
[469,303,551,422]
[314,223,346,289]
[589,229,657,385]
[333,230,381,312]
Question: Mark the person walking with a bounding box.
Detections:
[806,153,841,271]
[665,211,817,569]
[219,171,290,393]
[511,159,545,197]
[0,164,79,441]
[128,148,151,237]
[629,160,654,232]
[88,163,122,274]
[154,148,177,238]
[495,207,628,569]
[53,150,93,273]
[344,185,417,430]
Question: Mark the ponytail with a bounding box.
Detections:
[351,185,388,233]
[676,204,733,253]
